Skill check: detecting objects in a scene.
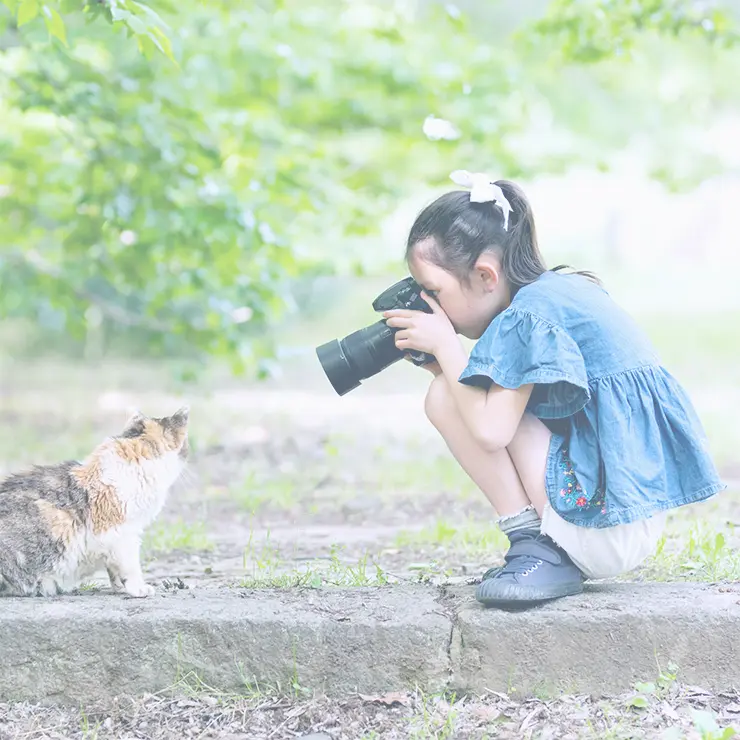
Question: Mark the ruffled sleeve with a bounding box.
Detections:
[457,308,591,419]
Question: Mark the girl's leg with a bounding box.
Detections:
[424,375,549,515]
[424,374,584,607]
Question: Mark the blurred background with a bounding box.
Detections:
[1,0,739,586]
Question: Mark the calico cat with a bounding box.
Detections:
[0,405,189,597]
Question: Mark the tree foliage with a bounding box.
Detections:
[529,0,739,62]
[0,0,738,373]
[1,0,175,57]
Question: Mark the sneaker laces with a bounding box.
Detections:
[493,529,564,581]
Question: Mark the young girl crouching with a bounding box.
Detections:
[383,170,725,609]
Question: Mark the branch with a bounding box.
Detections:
[4,249,176,332]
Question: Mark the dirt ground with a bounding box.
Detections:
[2,367,738,593]
[1,334,739,738]
[3,682,740,739]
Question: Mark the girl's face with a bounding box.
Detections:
[408,239,511,339]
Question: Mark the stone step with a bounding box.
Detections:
[0,582,737,706]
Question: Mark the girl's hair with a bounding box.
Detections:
[405,179,598,292]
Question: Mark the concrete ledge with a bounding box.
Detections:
[448,582,740,695]
[1,583,739,705]
[0,586,450,705]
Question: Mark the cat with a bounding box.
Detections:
[0,405,189,598]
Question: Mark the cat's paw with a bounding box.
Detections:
[36,577,62,596]
[107,568,125,592]
[123,580,156,598]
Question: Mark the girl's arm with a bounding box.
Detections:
[387,294,533,451]
[434,340,533,452]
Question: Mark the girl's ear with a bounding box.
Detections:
[474,254,502,292]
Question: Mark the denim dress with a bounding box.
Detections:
[457,270,725,529]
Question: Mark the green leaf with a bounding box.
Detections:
[691,709,719,734]
[626,695,649,709]
[148,24,176,63]
[16,0,38,25]
[123,12,147,35]
[3,0,739,369]
[660,728,683,740]
[633,682,656,694]
[130,0,170,30]
[42,5,67,45]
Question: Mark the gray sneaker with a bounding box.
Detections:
[476,528,585,608]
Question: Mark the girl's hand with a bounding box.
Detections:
[403,355,443,376]
[383,291,456,356]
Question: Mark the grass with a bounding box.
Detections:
[79,708,101,739]
[143,519,214,554]
[233,470,300,513]
[239,533,389,589]
[0,297,738,588]
[373,450,480,500]
[395,518,509,556]
[407,690,459,740]
[640,310,740,388]
[637,516,740,582]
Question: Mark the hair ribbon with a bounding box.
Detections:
[449,169,512,231]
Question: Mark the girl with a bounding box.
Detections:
[384,170,725,609]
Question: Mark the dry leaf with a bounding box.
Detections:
[470,705,502,722]
[661,702,680,720]
[520,705,547,732]
[285,705,308,719]
[358,692,411,707]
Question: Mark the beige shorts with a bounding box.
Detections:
[541,504,667,580]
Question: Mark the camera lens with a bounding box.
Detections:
[316,339,360,396]
[315,320,403,396]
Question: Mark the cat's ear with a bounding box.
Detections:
[169,405,190,428]
[124,407,146,423]
[121,408,147,436]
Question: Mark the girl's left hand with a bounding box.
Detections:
[383,292,456,355]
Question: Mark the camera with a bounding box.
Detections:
[315,276,436,396]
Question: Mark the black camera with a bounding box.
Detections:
[315,276,436,396]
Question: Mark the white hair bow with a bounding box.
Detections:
[449,170,512,231]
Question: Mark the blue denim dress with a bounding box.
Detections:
[457,270,725,528]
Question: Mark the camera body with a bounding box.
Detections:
[371,276,436,366]
[315,276,436,396]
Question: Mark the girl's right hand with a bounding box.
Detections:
[404,355,443,376]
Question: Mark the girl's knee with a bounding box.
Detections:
[424,375,454,430]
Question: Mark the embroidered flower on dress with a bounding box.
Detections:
[557,447,607,517]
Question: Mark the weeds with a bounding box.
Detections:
[373,451,479,501]
[625,662,679,709]
[79,708,100,739]
[623,664,736,740]
[239,532,389,589]
[396,518,508,556]
[638,520,740,582]
[408,690,459,740]
[661,711,737,740]
[143,519,213,554]
[235,470,300,513]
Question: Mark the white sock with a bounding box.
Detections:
[497,505,542,535]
